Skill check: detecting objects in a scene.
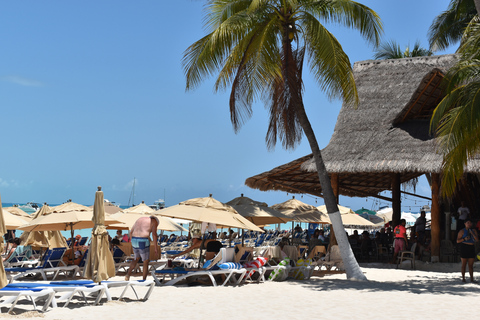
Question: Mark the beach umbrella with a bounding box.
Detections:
[18,201,122,233]
[107,202,187,232]
[354,208,377,216]
[2,210,30,230]
[272,198,330,224]
[0,195,8,289]
[4,207,31,221]
[89,201,123,215]
[318,205,376,228]
[121,202,155,214]
[226,194,292,226]
[18,200,123,258]
[376,207,393,224]
[356,212,385,226]
[84,187,115,282]
[155,195,264,232]
[19,204,68,249]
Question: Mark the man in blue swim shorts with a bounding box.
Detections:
[125,215,159,281]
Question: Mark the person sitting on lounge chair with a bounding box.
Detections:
[3,238,20,262]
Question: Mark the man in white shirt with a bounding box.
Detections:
[457,201,470,232]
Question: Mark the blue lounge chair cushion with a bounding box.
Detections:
[165,250,183,255]
[217,262,242,270]
[202,259,219,270]
[154,269,189,275]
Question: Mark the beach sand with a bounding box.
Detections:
[3,261,479,319]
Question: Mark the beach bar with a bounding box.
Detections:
[245,54,480,261]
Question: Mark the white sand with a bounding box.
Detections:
[4,261,479,319]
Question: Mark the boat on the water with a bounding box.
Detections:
[18,202,40,213]
[149,199,165,211]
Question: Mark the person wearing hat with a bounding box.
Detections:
[125,216,159,281]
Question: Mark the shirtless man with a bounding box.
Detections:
[125,216,159,281]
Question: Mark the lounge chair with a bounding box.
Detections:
[3,245,33,268]
[6,247,79,282]
[78,237,88,246]
[313,245,345,274]
[151,247,246,286]
[50,279,155,301]
[0,287,55,313]
[6,282,106,307]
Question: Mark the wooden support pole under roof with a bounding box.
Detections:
[431,173,441,262]
[392,173,401,227]
[331,173,339,204]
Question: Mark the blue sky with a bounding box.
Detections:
[0,1,456,212]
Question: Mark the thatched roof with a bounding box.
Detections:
[246,54,480,199]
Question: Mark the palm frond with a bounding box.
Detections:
[428,0,477,51]
[302,11,357,105]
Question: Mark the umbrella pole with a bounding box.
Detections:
[197,231,208,269]
[70,223,75,262]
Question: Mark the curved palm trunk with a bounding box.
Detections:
[281,32,366,280]
[295,105,366,280]
[475,0,480,13]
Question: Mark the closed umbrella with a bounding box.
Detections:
[84,187,115,282]
[226,194,292,226]
[0,194,8,288]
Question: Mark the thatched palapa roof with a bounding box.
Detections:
[246,54,480,199]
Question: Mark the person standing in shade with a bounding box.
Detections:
[414,211,427,245]
[125,216,159,281]
[457,201,470,232]
[457,219,478,283]
[392,219,408,264]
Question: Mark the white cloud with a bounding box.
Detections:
[1,75,44,87]
[0,178,9,188]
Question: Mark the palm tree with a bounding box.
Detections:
[183,0,382,280]
[373,40,432,60]
[428,0,477,51]
[430,19,480,196]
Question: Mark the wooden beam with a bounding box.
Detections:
[400,71,443,123]
[400,190,432,201]
[392,173,401,227]
[431,173,441,261]
[331,173,339,204]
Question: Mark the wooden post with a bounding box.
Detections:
[392,173,401,227]
[431,173,441,262]
[331,174,339,204]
